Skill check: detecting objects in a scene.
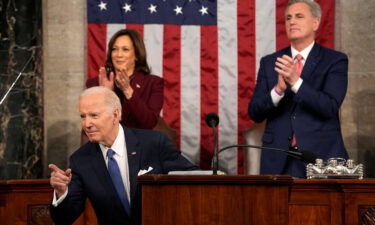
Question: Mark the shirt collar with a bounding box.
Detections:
[100,125,126,157]
[291,41,315,61]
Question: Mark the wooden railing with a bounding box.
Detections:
[1,177,375,225]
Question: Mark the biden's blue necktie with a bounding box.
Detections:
[107,148,130,214]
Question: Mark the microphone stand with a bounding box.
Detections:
[218,144,316,164]
[0,56,33,105]
[205,112,220,175]
[212,126,219,175]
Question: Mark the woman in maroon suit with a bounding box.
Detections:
[86,29,163,129]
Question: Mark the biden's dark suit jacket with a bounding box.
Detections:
[248,43,348,177]
[50,127,198,225]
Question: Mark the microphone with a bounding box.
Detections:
[205,112,219,128]
[205,113,219,175]
[219,144,317,164]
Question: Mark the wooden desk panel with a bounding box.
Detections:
[290,180,344,225]
[0,179,92,225]
[340,180,375,225]
[0,179,54,225]
[290,179,375,225]
[1,177,374,225]
[139,175,292,225]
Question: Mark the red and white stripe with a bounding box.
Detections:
[87,0,334,174]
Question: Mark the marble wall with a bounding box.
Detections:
[1,0,374,179]
[0,0,43,179]
[337,0,375,177]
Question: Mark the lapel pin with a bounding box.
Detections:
[131,152,137,155]
[136,84,141,88]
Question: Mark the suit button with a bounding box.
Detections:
[292,116,296,119]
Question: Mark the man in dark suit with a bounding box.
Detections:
[248,0,348,178]
[49,86,198,225]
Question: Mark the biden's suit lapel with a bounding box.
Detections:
[124,127,141,204]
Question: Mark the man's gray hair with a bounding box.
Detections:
[287,0,322,18]
[80,86,122,118]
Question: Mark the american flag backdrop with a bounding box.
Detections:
[86,0,335,174]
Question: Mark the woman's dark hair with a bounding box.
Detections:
[105,29,151,74]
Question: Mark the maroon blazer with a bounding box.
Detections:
[86,72,164,129]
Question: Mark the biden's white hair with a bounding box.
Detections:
[80,86,122,118]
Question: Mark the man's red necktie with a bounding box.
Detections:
[291,54,303,147]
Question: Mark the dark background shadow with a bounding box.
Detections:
[355,90,375,178]
[45,120,78,177]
